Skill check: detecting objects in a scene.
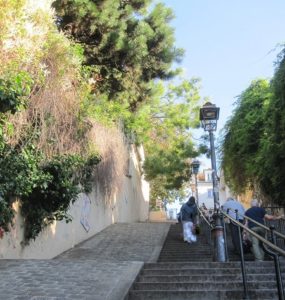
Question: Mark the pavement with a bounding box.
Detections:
[0,222,171,300]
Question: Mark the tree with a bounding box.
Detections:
[221,47,285,206]
[52,0,203,202]
[258,49,285,204]
[52,0,183,110]
[140,79,202,196]
[221,79,272,195]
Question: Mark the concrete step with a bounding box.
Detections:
[160,245,212,247]
[141,267,279,276]
[145,261,282,269]
[159,252,212,255]
[127,289,278,300]
[126,223,283,300]
[158,251,212,256]
[158,254,212,256]
[160,243,210,247]
[137,274,280,282]
[132,281,278,290]
[157,223,215,263]
[158,258,213,262]
[158,253,213,256]
[159,249,211,252]
[157,258,213,262]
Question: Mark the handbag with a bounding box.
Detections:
[242,231,252,253]
[195,224,201,235]
[192,224,200,235]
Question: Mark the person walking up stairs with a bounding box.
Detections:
[180,196,198,244]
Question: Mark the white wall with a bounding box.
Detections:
[0,145,149,259]
[219,169,235,205]
[166,199,182,220]
[197,182,214,209]
[195,169,232,209]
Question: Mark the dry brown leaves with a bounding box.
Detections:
[89,121,128,204]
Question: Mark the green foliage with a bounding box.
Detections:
[127,79,200,142]
[51,0,205,202]
[76,154,102,193]
[0,0,101,242]
[141,79,202,195]
[81,92,131,126]
[53,0,183,110]
[0,140,101,241]
[21,153,100,241]
[221,79,272,194]
[144,138,197,189]
[257,50,285,204]
[0,200,14,231]
[0,72,33,114]
[149,178,187,210]
[0,144,49,199]
[221,50,285,205]
[0,0,205,238]
[0,143,48,234]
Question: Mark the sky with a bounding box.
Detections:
[160,0,285,167]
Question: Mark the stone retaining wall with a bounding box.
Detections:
[0,145,149,259]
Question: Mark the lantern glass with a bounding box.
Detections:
[200,102,220,131]
[191,160,200,175]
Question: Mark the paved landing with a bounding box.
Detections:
[0,222,171,300]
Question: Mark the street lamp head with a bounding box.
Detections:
[199,102,220,131]
[191,159,200,175]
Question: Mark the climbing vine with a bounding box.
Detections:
[0,0,102,242]
[0,140,100,242]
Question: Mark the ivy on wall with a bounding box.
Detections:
[0,140,101,242]
[0,72,101,242]
[0,0,102,243]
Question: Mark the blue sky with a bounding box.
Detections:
[160,0,285,167]
[161,0,285,130]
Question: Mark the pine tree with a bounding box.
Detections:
[53,0,183,110]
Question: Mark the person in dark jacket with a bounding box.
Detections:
[180,196,198,243]
[245,199,283,261]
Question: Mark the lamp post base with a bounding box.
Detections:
[212,212,226,262]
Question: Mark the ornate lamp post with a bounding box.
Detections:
[200,102,225,262]
[191,159,200,208]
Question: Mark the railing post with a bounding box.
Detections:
[212,210,226,262]
[199,208,212,245]
[221,206,229,261]
[236,209,248,299]
[270,225,284,300]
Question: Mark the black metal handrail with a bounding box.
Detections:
[197,206,213,228]
[197,206,213,246]
[221,210,285,300]
[263,225,285,300]
[245,215,285,240]
[227,207,285,242]
[221,210,248,298]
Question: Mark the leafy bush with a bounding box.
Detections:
[221,50,285,205]
[221,79,271,195]
[21,154,100,241]
[0,200,14,231]
[0,72,33,114]
[0,141,100,242]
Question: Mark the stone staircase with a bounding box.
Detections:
[126,223,284,299]
[158,222,213,262]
